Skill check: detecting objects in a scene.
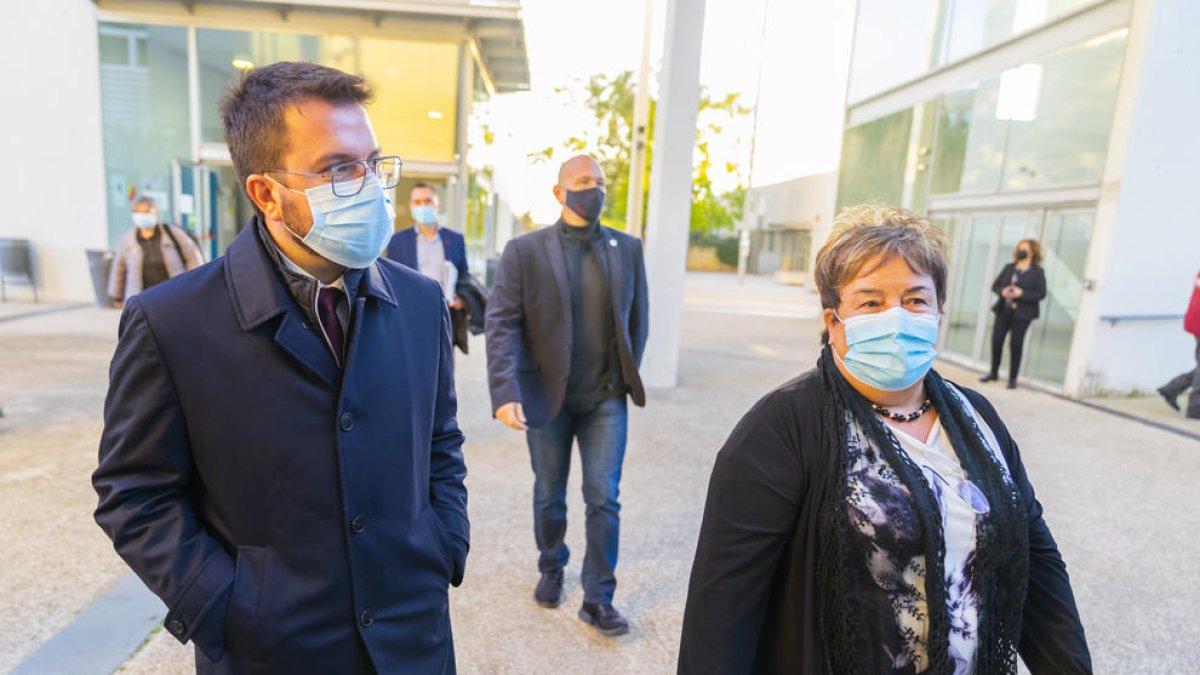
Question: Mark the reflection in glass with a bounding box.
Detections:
[939,0,1099,66]
[930,30,1125,195]
[836,108,913,210]
[197,29,324,144]
[930,82,1007,195]
[1001,30,1126,190]
[944,215,996,357]
[846,0,943,103]
[98,23,190,246]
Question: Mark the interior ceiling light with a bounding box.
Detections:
[428,111,444,120]
[231,58,254,70]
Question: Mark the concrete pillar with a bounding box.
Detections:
[625,0,656,239]
[640,0,706,388]
[450,40,472,237]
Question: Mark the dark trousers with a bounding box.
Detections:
[1160,337,1200,416]
[526,396,628,604]
[990,308,1032,383]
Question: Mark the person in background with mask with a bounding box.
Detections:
[1156,267,1200,419]
[678,206,1090,674]
[485,154,648,636]
[981,239,1046,389]
[107,196,204,308]
[385,182,468,309]
[92,62,468,674]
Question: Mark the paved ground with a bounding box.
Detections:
[2,274,1199,674]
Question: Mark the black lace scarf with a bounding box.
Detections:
[814,346,1029,674]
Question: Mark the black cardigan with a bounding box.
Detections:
[677,368,1091,674]
[991,262,1047,321]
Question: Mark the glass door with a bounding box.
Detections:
[981,211,1042,375]
[936,205,1095,386]
[943,213,997,361]
[173,160,252,260]
[1021,209,1093,384]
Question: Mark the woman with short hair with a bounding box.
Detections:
[981,239,1047,388]
[678,206,1090,674]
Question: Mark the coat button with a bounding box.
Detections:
[167,619,186,636]
[350,515,366,533]
[339,412,354,431]
[360,610,375,627]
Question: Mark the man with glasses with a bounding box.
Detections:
[93,62,468,674]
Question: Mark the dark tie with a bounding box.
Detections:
[316,287,345,364]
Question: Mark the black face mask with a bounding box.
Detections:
[1016,250,1029,261]
[565,187,605,223]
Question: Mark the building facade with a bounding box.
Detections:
[835,0,1200,395]
[0,0,528,301]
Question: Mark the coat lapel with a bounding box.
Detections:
[224,220,340,386]
[274,310,340,387]
[542,228,571,315]
[599,229,626,317]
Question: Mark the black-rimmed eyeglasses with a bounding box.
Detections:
[265,156,403,197]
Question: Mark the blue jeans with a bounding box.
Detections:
[525,396,628,605]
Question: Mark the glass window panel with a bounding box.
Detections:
[1000,30,1126,190]
[98,23,190,246]
[835,108,913,209]
[930,80,1007,194]
[359,38,459,162]
[944,215,996,358]
[847,0,944,103]
[908,100,940,213]
[196,29,324,144]
[98,31,129,66]
[939,0,1100,66]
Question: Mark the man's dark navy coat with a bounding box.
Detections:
[385,226,469,279]
[93,222,469,674]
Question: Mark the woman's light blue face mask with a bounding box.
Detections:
[834,306,940,391]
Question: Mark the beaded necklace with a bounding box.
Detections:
[871,399,932,423]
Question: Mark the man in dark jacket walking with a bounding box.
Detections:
[1158,268,1200,418]
[485,155,648,636]
[92,62,468,674]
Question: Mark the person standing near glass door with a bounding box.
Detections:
[108,196,205,308]
[981,239,1046,389]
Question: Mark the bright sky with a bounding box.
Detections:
[478,0,855,223]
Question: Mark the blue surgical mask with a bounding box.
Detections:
[835,306,939,391]
[411,205,437,226]
[274,174,395,269]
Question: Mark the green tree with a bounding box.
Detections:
[533,71,749,236]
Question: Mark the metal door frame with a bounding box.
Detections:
[932,201,1096,382]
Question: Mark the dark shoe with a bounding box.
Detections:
[1006,380,1017,390]
[1158,387,1181,412]
[980,373,999,383]
[534,569,563,608]
[578,602,629,636]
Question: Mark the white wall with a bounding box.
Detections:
[1079,0,1200,394]
[0,0,107,302]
